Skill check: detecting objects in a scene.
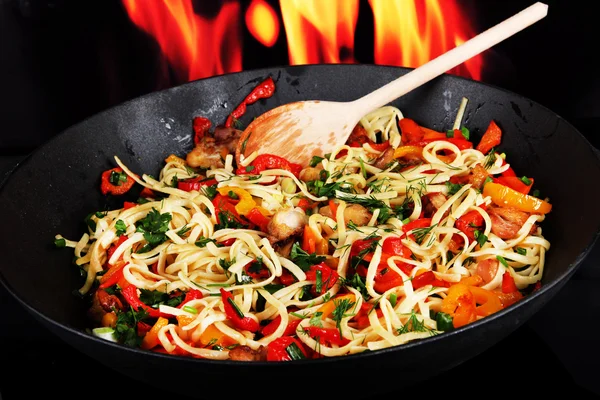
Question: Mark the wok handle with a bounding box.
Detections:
[350,2,548,115]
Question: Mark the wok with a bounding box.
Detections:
[1,64,599,398]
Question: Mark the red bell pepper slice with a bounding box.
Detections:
[260,315,301,337]
[212,194,247,227]
[121,285,169,318]
[237,154,302,178]
[476,120,502,154]
[246,208,270,232]
[177,177,217,192]
[100,167,136,196]
[350,236,381,258]
[266,336,307,361]
[411,271,449,289]
[244,259,271,280]
[98,264,125,289]
[278,269,297,286]
[225,77,276,128]
[455,210,485,242]
[220,288,260,332]
[401,218,432,241]
[303,326,350,346]
[399,118,425,143]
[502,271,519,293]
[305,262,339,296]
[192,116,212,145]
[123,201,136,210]
[177,289,204,308]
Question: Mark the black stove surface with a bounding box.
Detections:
[1,150,599,399]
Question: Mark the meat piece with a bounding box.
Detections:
[274,239,294,257]
[186,137,229,169]
[186,126,243,169]
[87,289,124,324]
[228,345,268,361]
[299,166,323,182]
[213,125,243,154]
[267,207,308,243]
[467,164,490,190]
[374,147,396,169]
[423,192,447,218]
[319,203,372,226]
[475,258,499,284]
[488,205,530,239]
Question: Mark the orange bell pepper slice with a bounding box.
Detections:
[476,120,502,154]
[393,145,423,159]
[469,286,503,317]
[199,324,236,348]
[441,284,477,328]
[316,294,356,319]
[141,317,169,350]
[483,182,552,214]
[217,186,256,216]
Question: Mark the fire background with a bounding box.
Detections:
[1,0,599,399]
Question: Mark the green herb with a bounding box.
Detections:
[445,181,464,196]
[240,131,251,154]
[182,305,197,314]
[84,213,97,232]
[219,258,236,271]
[474,230,487,247]
[177,225,191,237]
[412,223,437,245]
[496,255,509,268]
[215,210,246,230]
[135,208,172,253]
[139,289,184,308]
[290,243,325,271]
[137,197,150,205]
[285,342,307,360]
[202,184,218,200]
[359,158,367,178]
[484,176,493,186]
[532,189,541,198]
[343,273,369,299]
[54,238,66,248]
[245,165,255,172]
[335,191,387,210]
[461,127,470,140]
[114,307,149,347]
[227,297,245,319]
[520,176,532,185]
[309,312,324,327]
[309,156,324,167]
[228,190,239,200]
[483,148,496,169]
[397,311,431,335]
[248,174,262,181]
[389,293,397,307]
[315,269,323,294]
[331,298,356,332]
[515,247,527,256]
[446,129,454,138]
[115,220,127,236]
[195,237,217,248]
[109,170,128,186]
[435,311,454,332]
[170,175,179,188]
[95,211,106,218]
[306,180,353,198]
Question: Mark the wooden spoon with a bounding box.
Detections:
[235,2,548,167]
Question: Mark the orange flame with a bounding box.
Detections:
[279,0,359,64]
[245,0,280,47]
[368,0,482,80]
[122,0,242,82]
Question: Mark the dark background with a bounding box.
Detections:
[1,0,599,398]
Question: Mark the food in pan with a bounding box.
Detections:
[55,77,552,361]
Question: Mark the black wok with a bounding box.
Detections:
[1,64,599,398]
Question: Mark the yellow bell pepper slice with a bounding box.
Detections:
[393,145,423,159]
[483,182,552,214]
[217,186,256,216]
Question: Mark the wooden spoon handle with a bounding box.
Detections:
[350,2,548,114]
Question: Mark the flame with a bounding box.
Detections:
[279,0,359,64]
[122,0,242,82]
[368,0,482,80]
[246,0,280,47]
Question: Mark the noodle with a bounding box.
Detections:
[56,102,552,362]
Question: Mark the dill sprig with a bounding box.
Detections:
[412,223,438,245]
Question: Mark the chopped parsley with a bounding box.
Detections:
[290,243,326,271]
[135,208,172,253]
